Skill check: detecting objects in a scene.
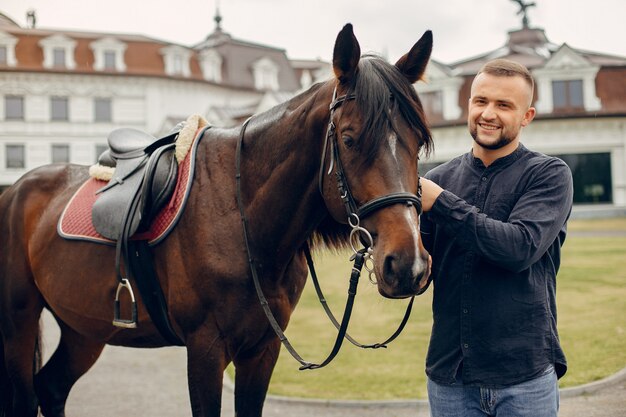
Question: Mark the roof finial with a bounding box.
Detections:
[511,0,536,29]
[214,0,222,31]
[26,9,36,29]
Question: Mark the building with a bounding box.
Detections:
[0,9,330,190]
[416,10,626,216]
[1,6,625,216]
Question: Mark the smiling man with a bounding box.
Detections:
[418,59,574,417]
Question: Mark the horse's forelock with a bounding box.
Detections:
[353,56,432,160]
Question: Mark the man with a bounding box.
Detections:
[419,58,573,417]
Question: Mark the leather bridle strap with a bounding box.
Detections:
[304,244,415,349]
[357,192,422,219]
[236,117,367,370]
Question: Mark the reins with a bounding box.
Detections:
[235,86,424,370]
[236,117,361,370]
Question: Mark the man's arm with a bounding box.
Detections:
[421,159,573,272]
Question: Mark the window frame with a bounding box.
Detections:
[5,144,25,169]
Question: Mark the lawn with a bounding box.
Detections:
[259,218,626,400]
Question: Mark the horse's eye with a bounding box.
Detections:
[342,135,355,148]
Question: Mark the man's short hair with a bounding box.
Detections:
[477,58,534,95]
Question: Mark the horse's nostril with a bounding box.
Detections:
[383,254,398,284]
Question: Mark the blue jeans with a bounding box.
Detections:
[427,366,559,417]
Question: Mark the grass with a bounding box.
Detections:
[255,217,626,400]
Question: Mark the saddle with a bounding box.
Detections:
[92,128,179,240]
[92,125,184,345]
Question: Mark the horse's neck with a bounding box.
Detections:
[239,99,329,266]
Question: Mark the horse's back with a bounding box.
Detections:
[0,163,88,276]
[0,163,88,214]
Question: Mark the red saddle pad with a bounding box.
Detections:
[58,127,206,246]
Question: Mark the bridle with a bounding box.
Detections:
[319,86,423,282]
[235,85,424,370]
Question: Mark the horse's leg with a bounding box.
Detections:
[34,321,105,417]
[185,329,228,417]
[232,339,281,417]
[2,304,43,417]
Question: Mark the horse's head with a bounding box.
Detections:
[319,24,433,299]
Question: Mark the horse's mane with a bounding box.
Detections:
[309,54,433,252]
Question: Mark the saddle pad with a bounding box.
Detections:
[58,126,208,246]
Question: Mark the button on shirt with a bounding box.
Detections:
[420,144,573,388]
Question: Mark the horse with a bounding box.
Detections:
[0,24,433,417]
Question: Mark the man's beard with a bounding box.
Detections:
[470,128,515,150]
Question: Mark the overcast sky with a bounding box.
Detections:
[3,0,626,63]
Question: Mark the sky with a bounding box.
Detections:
[3,0,626,64]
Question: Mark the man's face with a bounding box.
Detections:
[468,73,535,150]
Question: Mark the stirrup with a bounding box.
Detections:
[113,278,138,328]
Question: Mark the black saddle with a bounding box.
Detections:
[92,126,184,345]
[92,128,179,240]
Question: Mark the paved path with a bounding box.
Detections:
[40,311,625,417]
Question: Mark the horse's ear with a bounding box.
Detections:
[332,23,361,85]
[395,30,433,84]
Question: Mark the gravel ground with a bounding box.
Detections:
[38,311,625,417]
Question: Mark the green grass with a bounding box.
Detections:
[255,218,626,400]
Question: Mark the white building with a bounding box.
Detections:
[0,10,330,189]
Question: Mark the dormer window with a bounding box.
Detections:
[252,57,279,91]
[533,44,601,114]
[0,31,18,67]
[414,60,463,122]
[39,34,76,70]
[160,45,192,77]
[90,37,127,72]
[199,49,222,83]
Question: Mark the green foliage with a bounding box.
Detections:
[258,219,626,400]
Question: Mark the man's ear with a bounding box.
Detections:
[521,107,536,127]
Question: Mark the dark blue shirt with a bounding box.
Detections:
[420,144,573,388]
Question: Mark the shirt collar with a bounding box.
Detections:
[469,143,527,170]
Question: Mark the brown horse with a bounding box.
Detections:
[0,24,433,417]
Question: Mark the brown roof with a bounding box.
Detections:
[0,20,300,92]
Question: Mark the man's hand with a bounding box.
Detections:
[420,178,444,212]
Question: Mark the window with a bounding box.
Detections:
[556,153,612,204]
[104,51,116,70]
[252,57,279,91]
[94,98,112,122]
[6,144,25,169]
[39,34,77,70]
[160,45,192,77]
[0,31,18,67]
[199,49,222,82]
[90,37,127,72]
[420,91,444,122]
[52,144,70,163]
[5,95,24,120]
[53,48,66,68]
[51,97,69,121]
[552,80,584,111]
